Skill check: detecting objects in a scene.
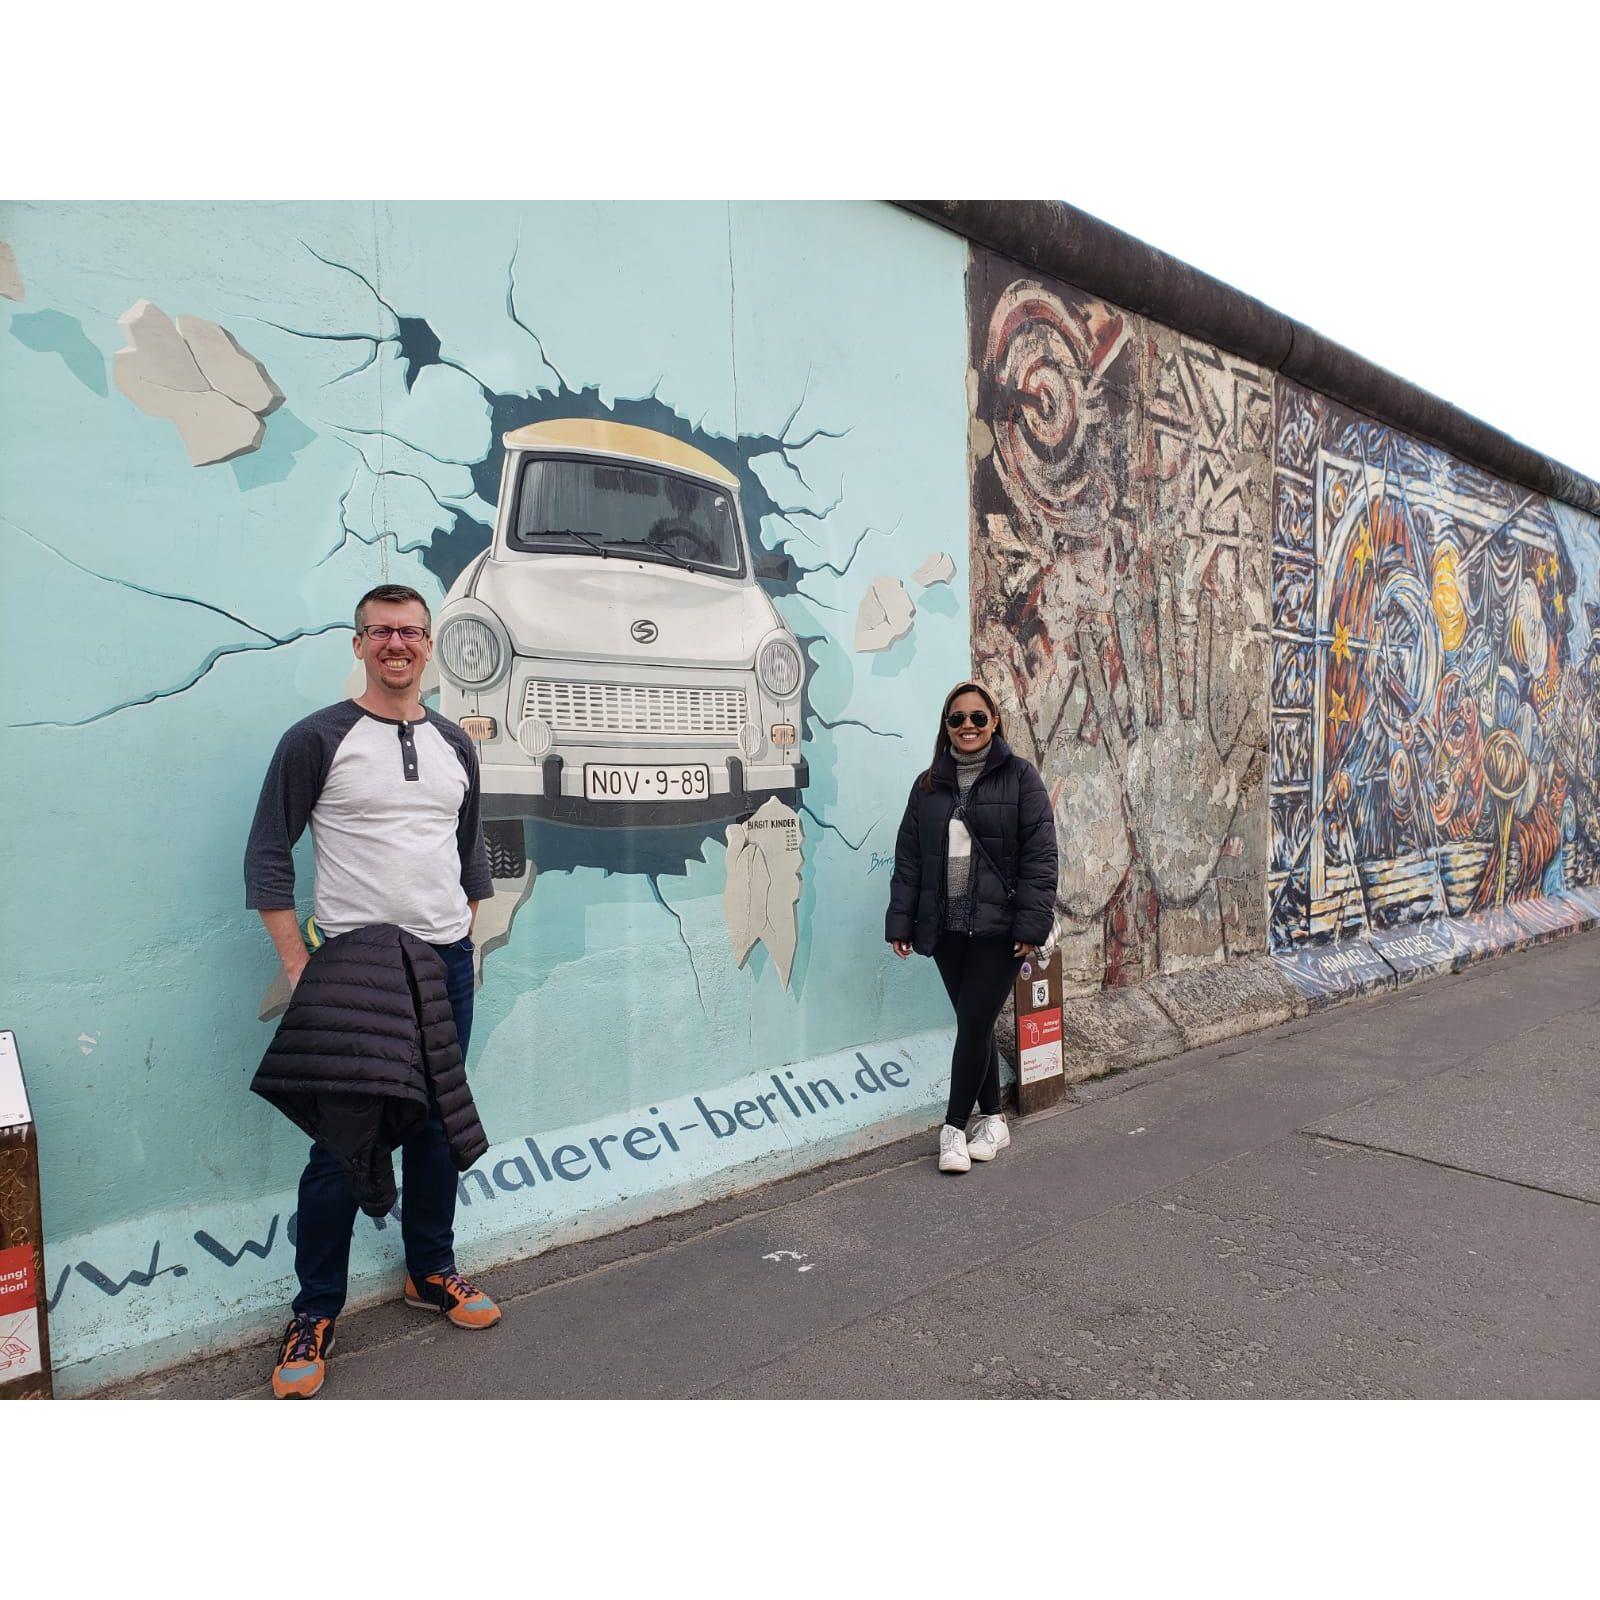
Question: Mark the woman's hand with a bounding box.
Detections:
[1013,942,1035,959]
[891,940,913,960]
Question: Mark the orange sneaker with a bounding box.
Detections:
[404,1268,502,1329]
[272,1313,335,1399]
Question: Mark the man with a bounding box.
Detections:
[245,583,500,1399]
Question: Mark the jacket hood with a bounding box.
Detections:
[468,553,783,667]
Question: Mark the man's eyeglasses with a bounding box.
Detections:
[360,625,430,643]
[946,709,990,729]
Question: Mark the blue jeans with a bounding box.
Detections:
[291,935,475,1320]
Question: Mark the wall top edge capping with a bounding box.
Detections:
[896,199,1600,520]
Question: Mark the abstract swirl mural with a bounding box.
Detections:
[968,252,1270,990]
[1269,380,1600,949]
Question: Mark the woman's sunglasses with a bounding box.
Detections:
[946,710,990,729]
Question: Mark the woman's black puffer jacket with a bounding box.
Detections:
[885,735,1058,956]
[251,923,488,1215]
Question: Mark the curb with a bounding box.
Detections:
[999,888,1600,1083]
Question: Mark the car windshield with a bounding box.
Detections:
[507,456,745,576]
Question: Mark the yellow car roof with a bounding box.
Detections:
[502,419,738,489]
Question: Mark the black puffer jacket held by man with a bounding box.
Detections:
[885,736,1058,957]
[251,924,489,1215]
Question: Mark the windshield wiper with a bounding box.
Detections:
[638,538,694,571]
[533,528,610,557]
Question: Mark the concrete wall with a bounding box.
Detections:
[962,239,1600,1070]
[3,200,1594,1389]
[968,249,1270,991]
[1267,380,1600,998]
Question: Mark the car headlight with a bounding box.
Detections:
[438,614,505,688]
[517,715,554,759]
[757,636,803,699]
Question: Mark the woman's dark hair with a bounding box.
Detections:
[918,679,1005,792]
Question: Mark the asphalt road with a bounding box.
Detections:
[112,930,1600,1399]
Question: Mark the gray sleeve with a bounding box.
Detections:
[243,706,350,910]
[435,714,494,902]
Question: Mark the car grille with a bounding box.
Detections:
[522,680,749,739]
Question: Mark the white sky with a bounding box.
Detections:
[10,2,1598,486]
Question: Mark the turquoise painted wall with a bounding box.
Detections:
[0,201,971,1384]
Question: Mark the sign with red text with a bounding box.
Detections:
[0,1244,41,1382]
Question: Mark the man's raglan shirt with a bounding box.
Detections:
[245,701,494,945]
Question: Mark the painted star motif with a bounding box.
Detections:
[1350,524,1374,576]
[1554,587,1566,614]
[1328,688,1352,727]
[1538,552,1559,586]
[1330,620,1353,664]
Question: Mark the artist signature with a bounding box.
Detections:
[868,851,895,875]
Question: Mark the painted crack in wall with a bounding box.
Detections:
[3,516,349,728]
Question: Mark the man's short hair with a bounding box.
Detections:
[355,584,432,633]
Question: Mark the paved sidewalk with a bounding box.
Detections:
[109,931,1600,1399]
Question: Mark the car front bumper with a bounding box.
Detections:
[480,753,809,828]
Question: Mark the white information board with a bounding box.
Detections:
[0,1032,31,1129]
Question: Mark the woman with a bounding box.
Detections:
[886,679,1059,1173]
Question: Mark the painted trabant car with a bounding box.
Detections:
[436,419,808,874]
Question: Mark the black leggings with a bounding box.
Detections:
[932,932,1023,1129]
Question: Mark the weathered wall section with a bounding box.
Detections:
[962,233,1600,1067]
[968,250,1271,994]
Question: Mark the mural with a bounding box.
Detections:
[6,199,1592,1390]
[0,201,971,1386]
[1268,380,1600,950]
[437,419,808,882]
[968,251,1269,990]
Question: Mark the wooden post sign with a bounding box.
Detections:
[0,1031,52,1399]
[1012,948,1066,1115]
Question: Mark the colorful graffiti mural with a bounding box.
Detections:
[968,252,1270,990]
[1268,381,1600,949]
[1273,379,1600,940]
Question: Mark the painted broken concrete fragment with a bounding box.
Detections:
[112,300,282,465]
[470,861,537,986]
[177,314,281,415]
[0,241,22,301]
[723,796,803,987]
[854,574,916,652]
[911,550,955,587]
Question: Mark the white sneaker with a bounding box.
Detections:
[938,1124,972,1174]
[967,1113,1011,1162]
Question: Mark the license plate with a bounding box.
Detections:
[584,763,710,801]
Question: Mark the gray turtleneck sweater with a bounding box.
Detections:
[942,743,990,932]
